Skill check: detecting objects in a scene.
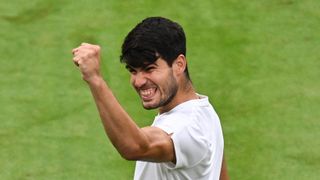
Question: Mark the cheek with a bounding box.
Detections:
[150,75,163,87]
[156,72,173,88]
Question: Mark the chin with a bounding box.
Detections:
[142,106,155,110]
[142,101,159,110]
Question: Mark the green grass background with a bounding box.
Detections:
[1,0,319,179]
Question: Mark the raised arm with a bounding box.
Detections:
[72,43,175,162]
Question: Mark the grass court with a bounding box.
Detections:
[0,0,319,179]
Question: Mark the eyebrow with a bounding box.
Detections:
[125,62,158,70]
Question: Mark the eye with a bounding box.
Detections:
[129,69,137,75]
[126,67,137,74]
[145,66,155,72]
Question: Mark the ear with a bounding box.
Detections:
[173,54,187,77]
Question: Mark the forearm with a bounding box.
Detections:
[87,76,149,158]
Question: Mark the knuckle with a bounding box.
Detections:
[75,43,101,56]
[89,49,97,55]
[93,46,101,54]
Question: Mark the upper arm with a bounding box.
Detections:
[124,122,208,169]
[134,123,208,169]
[126,126,176,163]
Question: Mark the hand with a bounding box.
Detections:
[72,43,102,83]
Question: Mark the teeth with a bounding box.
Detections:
[140,88,155,97]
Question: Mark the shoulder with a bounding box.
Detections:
[153,95,218,133]
[152,110,193,135]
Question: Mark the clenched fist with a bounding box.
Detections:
[72,43,102,83]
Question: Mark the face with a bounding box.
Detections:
[127,58,178,110]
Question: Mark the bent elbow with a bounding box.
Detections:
[120,154,138,161]
[118,145,146,161]
[120,152,137,161]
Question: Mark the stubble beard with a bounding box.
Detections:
[142,72,178,110]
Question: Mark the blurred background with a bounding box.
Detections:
[0,0,319,179]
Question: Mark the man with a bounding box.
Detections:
[72,17,228,180]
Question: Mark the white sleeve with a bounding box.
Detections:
[164,122,209,169]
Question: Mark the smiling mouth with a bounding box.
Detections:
[139,87,157,101]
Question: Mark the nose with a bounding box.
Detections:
[131,72,147,88]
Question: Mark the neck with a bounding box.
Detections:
[159,80,198,114]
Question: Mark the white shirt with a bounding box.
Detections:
[134,95,224,180]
